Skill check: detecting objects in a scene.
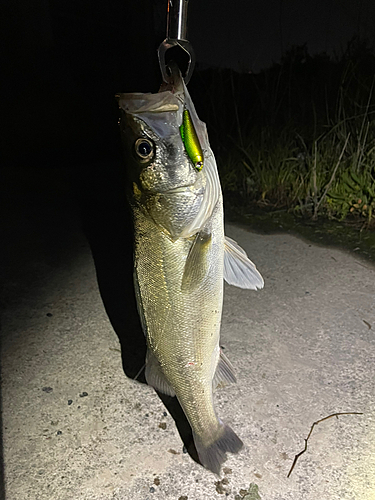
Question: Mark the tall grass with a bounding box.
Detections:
[191,37,375,226]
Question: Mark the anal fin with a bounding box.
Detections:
[145,349,175,397]
[213,349,237,389]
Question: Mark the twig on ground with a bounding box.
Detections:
[287,411,363,478]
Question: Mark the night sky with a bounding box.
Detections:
[6,0,375,70]
[189,0,375,71]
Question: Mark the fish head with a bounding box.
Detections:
[117,92,207,240]
[119,109,200,195]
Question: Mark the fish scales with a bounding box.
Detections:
[133,200,224,441]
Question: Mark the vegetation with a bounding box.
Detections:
[190,37,375,227]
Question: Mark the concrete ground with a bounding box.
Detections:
[2,167,375,500]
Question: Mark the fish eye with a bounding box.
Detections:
[134,138,154,160]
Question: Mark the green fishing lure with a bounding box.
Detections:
[179,109,204,171]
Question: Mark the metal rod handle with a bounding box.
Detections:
[167,0,189,41]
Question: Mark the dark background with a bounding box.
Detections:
[2,0,165,167]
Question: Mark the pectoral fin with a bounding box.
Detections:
[145,349,175,397]
[224,236,264,290]
[181,232,212,292]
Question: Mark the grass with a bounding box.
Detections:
[191,37,375,228]
[220,115,375,228]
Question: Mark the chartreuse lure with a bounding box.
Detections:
[180,109,204,171]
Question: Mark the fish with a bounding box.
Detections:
[116,68,264,475]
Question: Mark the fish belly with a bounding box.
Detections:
[133,201,223,403]
[133,200,242,473]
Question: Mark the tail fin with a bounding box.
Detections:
[193,422,243,475]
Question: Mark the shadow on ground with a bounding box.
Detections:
[74,162,201,465]
[1,164,202,496]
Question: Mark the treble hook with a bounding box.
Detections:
[158,0,195,85]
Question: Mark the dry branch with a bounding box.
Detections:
[287,411,363,478]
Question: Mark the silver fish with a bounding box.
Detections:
[117,72,263,474]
